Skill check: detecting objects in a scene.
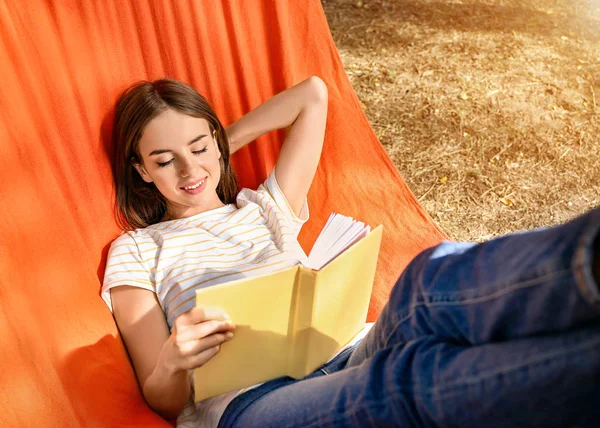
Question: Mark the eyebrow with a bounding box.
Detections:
[148,134,207,156]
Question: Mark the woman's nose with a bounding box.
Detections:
[179,156,198,178]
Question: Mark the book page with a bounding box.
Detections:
[304,213,371,270]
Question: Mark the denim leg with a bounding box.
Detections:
[223,324,600,428]
[347,208,600,367]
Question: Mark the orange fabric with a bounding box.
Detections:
[0,0,446,426]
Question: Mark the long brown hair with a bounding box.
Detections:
[112,79,238,230]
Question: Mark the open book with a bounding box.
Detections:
[193,213,383,401]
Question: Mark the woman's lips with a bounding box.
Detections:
[181,177,207,195]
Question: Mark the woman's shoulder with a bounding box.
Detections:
[110,227,154,250]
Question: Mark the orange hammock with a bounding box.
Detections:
[0,0,445,425]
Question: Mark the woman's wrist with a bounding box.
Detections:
[154,350,183,379]
[226,127,239,154]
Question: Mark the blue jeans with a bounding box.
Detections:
[218,209,600,427]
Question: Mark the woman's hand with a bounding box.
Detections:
[158,306,236,374]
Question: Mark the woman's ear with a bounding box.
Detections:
[133,162,153,183]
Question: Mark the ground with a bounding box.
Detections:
[323,0,600,241]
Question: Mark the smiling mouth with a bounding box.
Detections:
[181,178,206,190]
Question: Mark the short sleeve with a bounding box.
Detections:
[261,166,310,229]
[101,232,155,312]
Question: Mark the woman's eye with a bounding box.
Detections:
[156,147,207,168]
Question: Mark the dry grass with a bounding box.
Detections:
[323,0,600,241]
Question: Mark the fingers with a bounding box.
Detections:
[169,305,237,371]
[176,305,231,328]
[176,319,236,343]
[178,332,234,370]
[196,305,231,322]
[185,343,222,370]
[180,331,233,356]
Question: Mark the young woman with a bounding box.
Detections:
[103,76,600,428]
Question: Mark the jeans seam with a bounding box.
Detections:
[431,332,600,394]
[383,269,571,347]
[419,269,571,304]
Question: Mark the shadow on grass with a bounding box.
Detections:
[325,0,600,49]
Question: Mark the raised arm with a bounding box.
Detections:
[226,76,328,216]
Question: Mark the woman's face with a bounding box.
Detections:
[133,109,225,220]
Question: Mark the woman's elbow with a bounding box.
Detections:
[145,394,186,422]
[142,374,189,421]
[305,76,328,104]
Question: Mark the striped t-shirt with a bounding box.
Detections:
[102,167,309,427]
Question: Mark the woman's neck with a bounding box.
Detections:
[162,200,227,222]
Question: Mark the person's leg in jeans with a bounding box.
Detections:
[220,209,600,428]
[346,207,600,366]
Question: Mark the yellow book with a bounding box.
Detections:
[193,214,383,401]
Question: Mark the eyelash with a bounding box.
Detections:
[157,148,208,168]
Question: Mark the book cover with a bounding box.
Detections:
[193,224,383,401]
